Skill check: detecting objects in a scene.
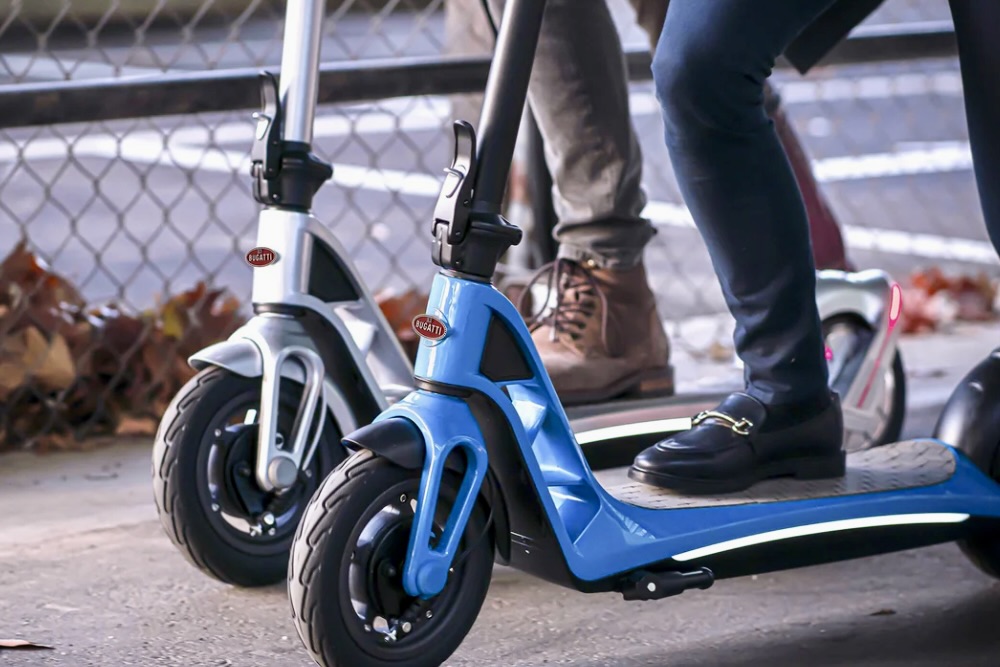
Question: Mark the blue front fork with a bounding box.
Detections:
[376,270,578,599]
[380,398,490,598]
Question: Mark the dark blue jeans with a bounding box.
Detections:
[653,0,1000,406]
[951,0,1000,255]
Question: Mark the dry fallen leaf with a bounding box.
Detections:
[114,416,159,437]
[0,639,53,650]
[26,329,76,392]
[902,267,996,333]
[0,327,75,401]
[707,340,734,363]
[157,282,242,357]
[161,298,185,340]
[869,609,896,617]
[376,288,428,362]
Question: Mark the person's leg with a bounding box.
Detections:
[630,0,845,493]
[484,0,652,266]
[630,0,852,271]
[950,0,1000,249]
[484,0,673,405]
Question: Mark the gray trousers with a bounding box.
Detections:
[448,0,664,269]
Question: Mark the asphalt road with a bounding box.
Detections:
[0,0,996,324]
[3,325,1000,667]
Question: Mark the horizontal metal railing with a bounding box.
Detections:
[0,22,958,129]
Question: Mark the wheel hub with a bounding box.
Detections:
[350,496,445,645]
[213,424,300,527]
[367,522,413,619]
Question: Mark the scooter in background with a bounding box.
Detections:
[151,0,905,588]
[285,2,1000,664]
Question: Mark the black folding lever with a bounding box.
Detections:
[433,120,478,245]
[251,72,282,203]
[249,71,332,210]
[430,119,520,278]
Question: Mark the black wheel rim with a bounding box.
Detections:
[339,479,478,659]
[194,390,326,557]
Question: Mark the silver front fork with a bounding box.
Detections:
[256,344,327,490]
[253,0,326,492]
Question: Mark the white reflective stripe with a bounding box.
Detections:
[672,513,970,562]
[574,418,692,445]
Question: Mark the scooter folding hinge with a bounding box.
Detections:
[621,568,715,602]
[251,71,283,204]
[432,120,478,245]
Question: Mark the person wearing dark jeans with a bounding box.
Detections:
[630,0,1000,493]
[463,0,855,407]
[628,2,853,273]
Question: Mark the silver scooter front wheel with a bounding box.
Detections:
[152,366,344,587]
[823,315,906,452]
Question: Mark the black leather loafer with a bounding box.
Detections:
[628,391,845,494]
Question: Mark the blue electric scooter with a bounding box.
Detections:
[286,1,1000,665]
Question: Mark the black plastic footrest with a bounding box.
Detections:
[621,567,715,601]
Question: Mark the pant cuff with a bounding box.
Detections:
[744,384,830,407]
[556,244,644,270]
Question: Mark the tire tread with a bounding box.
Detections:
[152,367,341,587]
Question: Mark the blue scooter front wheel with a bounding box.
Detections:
[935,350,1000,578]
[288,450,494,667]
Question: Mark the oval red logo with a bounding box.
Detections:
[412,314,448,341]
[246,247,278,267]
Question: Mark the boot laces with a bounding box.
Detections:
[517,259,609,343]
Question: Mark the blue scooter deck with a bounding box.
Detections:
[596,440,955,509]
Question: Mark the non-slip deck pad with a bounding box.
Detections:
[596,440,956,510]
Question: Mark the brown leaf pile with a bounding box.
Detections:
[375,288,427,362]
[900,267,997,334]
[0,242,435,455]
[0,243,241,453]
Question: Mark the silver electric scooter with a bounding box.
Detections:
[151,0,906,588]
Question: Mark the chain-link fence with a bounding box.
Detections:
[0,0,993,449]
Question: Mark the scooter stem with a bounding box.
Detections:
[278,0,325,145]
[430,0,547,280]
[472,0,548,214]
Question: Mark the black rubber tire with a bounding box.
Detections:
[289,450,493,667]
[153,366,343,587]
[958,443,1000,578]
[822,315,906,449]
[961,530,1000,579]
[878,351,907,447]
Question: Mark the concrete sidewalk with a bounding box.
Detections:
[1,322,998,667]
[667,317,1000,412]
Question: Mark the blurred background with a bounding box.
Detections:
[0,0,995,450]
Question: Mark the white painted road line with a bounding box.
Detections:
[777,71,964,104]
[0,55,160,81]
[629,71,964,117]
[814,143,973,182]
[44,137,993,266]
[0,130,977,187]
[641,200,997,265]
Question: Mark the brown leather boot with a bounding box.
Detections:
[520,258,674,406]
